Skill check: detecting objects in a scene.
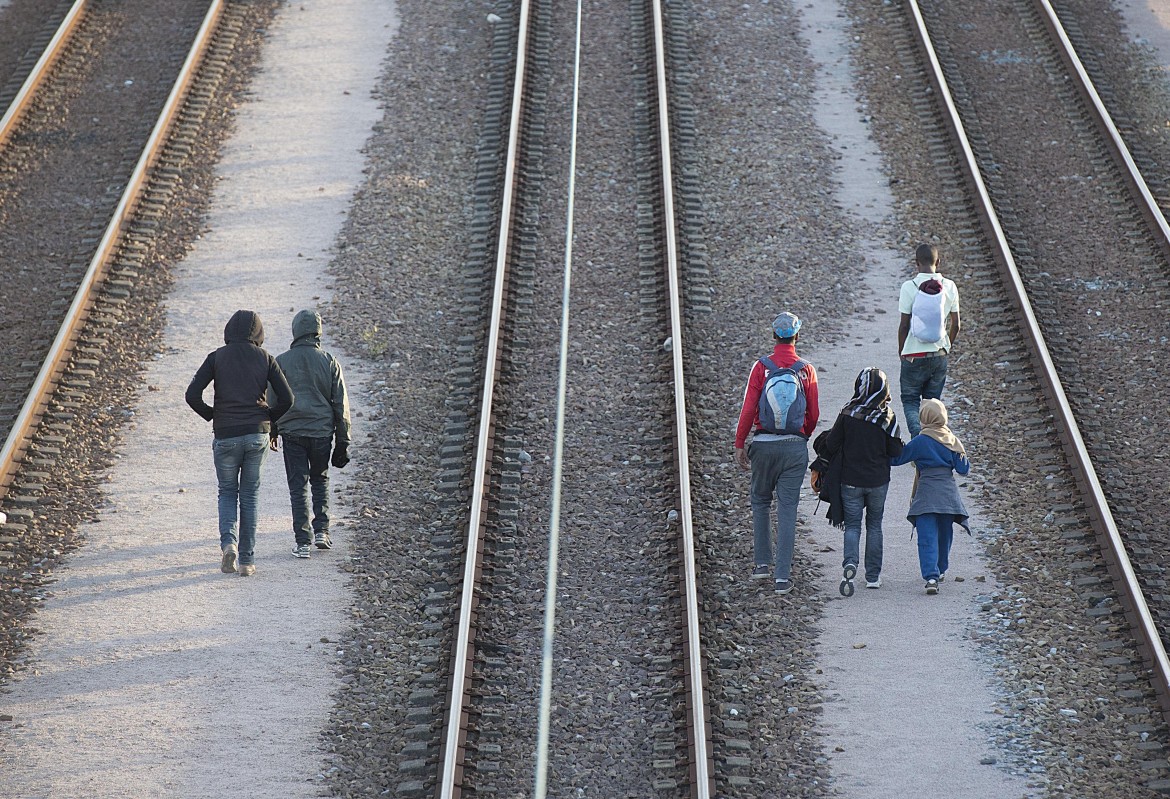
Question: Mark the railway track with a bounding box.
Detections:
[389,1,717,795]
[868,0,1170,792]
[0,0,280,694]
[0,0,217,494]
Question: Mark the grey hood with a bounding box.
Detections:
[291,309,322,346]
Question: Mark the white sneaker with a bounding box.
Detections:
[865,578,882,589]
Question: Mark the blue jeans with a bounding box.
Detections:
[899,354,948,436]
[914,512,955,580]
[748,438,809,581]
[281,435,332,547]
[212,433,269,565]
[841,483,887,583]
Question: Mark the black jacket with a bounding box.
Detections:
[185,310,294,439]
[823,413,904,487]
[810,431,845,529]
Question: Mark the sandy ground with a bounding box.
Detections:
[1121,0,1170,65]
[0,2,397,797]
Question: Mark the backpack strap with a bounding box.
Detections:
[760,356,806,378]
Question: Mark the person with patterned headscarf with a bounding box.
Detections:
[819,368,904,594]
[890,398,971,594]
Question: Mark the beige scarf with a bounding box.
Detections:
[918,398,965,455]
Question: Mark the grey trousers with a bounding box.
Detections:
[748,437,809,581]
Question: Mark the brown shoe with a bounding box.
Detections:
[238,564,256,577]
[221,545,238,574]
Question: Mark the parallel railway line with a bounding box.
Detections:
[418,0,715,795]
[0,0,220,496]
[0,0,280,706]
[888,0,1170,791]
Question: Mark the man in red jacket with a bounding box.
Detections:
[734,312,819,594]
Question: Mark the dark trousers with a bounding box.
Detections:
[282,435,332,546]
[899,354,948,436]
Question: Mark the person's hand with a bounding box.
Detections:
[810,469,823,494]
[735,447,750,472]
[331,443,350,469]
[269,435,279,452]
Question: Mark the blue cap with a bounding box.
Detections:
[772,312,802,338]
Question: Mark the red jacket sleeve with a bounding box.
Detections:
[800,363,819,438]
[734,360,764,448]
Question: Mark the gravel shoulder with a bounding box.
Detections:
[0,2,396,796]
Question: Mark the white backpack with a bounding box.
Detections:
[910,278,946,343]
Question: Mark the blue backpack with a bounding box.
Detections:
[757,357,808,435]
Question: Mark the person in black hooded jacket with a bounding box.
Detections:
[186,310,293,577]
[821,367,904,593]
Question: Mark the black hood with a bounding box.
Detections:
[224,310,264,346]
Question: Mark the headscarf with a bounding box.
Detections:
[919,398,965,455]
[841,367,899,437]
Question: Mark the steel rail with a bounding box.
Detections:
[907,0,1170,719]
[437,1,533,795]
[0,0,226,497]
[533,0,582,793]
[1033,0,1170,262]
[649,0,713,794]
[0,0,87,150]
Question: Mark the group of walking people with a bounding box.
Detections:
[185,309,352,577]
[735,243,968,595]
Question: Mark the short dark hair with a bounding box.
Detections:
[915,243,939,268]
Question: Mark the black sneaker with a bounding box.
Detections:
[774,579,794,595]
[314,532,332,550]
[925,578,939,595]
[293,544,311,559]
[751,564,770,580]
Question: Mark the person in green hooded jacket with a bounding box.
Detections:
[271,310,352,558]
